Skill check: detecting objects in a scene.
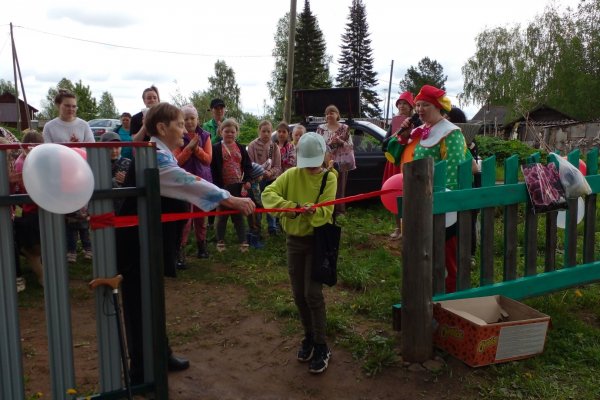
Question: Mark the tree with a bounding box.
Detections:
[336,0,381,118]
[97,91,119,118]
[39,78,75,119]
[293,0,332,90]
[399,57,447,95]
[207,60,242,120]
[461,1,600,120]
[189,90,213,124]
[0,79,16,95]
[73,80,98,121]
[267,13,293,121]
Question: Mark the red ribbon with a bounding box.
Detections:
[89,188,399,230]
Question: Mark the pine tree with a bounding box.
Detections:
[97,91,119,118]
[399,57,447,95]
[336,0,381,118]
[293,0,332,90]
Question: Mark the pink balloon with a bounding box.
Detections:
[562,156,587,175]
[579,159,587,175]
[72,147,87,160]
[381,173,403,214]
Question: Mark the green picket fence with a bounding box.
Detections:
[393,148,600,327]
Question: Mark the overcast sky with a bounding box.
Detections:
[2,0,579,121]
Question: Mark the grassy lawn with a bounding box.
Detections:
[16,201,600,399]
[174,201,600,399]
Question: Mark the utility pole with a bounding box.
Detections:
[384,60,394,129]
[10,23,21,132]
[283,0,297,123]
[10,23,31,131]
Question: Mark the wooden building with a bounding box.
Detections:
[0,92,38,130]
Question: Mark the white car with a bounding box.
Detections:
[88,119,120,139]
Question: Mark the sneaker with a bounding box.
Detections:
[308,343,331,374]
[67,252,77,263]
[84,250,93,260]
[16,277,26,293]
[297,337,314,362]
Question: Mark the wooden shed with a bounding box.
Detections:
[0,92,38,130]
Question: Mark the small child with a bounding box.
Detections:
[11,130,44,286]
[100,132,131,211]
[277,122,296,172]
[210,118,253,252]
[247,120,282,236]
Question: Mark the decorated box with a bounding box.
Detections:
[433,295,550,367]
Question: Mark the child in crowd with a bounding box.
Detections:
[277,122,295,172]
[173,104,213,266]
[11,130,44,287]
[210,118,253,252]
[261,132,337,374]
[100,132,131,211]
[247,120,282,236]
[1,137,26,292]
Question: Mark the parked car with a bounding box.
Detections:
[88,119,120,140]
[286,118,388,197]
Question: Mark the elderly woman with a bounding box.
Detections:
[173,104,213,264]
[316,104,355,214]
[406,85,471,293]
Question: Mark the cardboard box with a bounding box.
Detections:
[433,295,550,367]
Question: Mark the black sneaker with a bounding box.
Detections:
[297,337,314,362]
[308,343,331,374]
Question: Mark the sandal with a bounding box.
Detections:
[239,243,250,253]
[389,228,402,240]
[216,241,226,253]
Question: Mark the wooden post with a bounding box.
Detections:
[401,158,433,362]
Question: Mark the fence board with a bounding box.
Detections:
[545,212,557,271]
[503,155,520,281]
[401,158,433,362]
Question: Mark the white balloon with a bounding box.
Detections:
[556,197,585,229]
[444,189,457,227]
[22,143,94,214]
[446,211,457,227]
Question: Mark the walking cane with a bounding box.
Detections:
[89,274,133,400]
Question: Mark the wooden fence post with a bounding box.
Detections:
[401,157,433,362]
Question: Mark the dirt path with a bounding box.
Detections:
[19,278,476,400]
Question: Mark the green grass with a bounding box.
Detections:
[14,198,600,399]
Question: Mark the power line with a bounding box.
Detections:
[14,24,273,58]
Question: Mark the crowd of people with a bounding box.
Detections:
[4,82,475,378]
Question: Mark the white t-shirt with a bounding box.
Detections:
[42,117,95,143]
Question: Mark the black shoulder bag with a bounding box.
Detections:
[311,171,341,286]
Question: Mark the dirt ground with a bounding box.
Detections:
[18,277,478,400]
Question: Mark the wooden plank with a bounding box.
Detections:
[545,211,557,271]
[564,197,579,267]
[524,206,538,276]
[432,184,527,213]
[456,162,473,291]
[427,260,600,302]
[503,155,519,281]
[480,156,496,286]
[401,158,433,362]
[584,194,597,263]
[432,215,446,295]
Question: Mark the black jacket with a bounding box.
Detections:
[210,141,253,189]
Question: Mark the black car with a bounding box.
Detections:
[288,118,388,197]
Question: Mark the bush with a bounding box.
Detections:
[475,135,547,164]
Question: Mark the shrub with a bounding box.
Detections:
[476,135,547,164]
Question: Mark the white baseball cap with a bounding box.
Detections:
[296,131,326,168]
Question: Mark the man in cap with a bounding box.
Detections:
[202,98,226,143]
